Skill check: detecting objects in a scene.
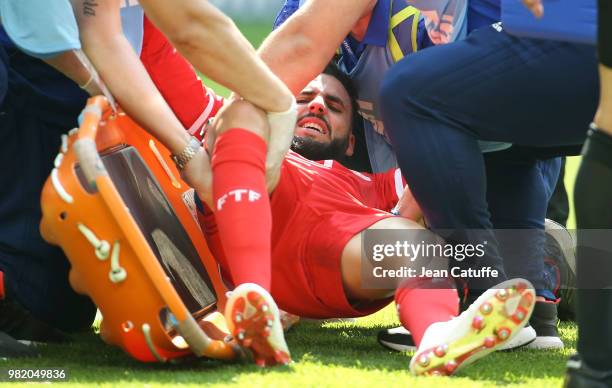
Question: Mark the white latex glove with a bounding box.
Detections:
[265,97,298,192]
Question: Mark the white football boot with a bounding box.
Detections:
[225,283,291,366]
[410,278,536,376]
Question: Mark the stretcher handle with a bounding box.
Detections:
[176,316,239,360]
[73,96,110,190]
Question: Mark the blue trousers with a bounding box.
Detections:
[0,42,95,331]
[380,24,598,290]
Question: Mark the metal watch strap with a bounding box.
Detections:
[171,136,202,170]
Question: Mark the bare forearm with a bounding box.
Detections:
[141,0,292,112]
[81,35,189,154]
[257,20,340,95]
[258,0,374,95]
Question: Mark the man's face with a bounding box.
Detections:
[291,74,355,161]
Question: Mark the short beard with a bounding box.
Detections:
[290,135,349,161]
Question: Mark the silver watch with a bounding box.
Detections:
[171,136,202,170]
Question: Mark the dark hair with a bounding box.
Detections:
[321,59,372,172]
[322,60,360,131]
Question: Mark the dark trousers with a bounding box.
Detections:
[0,44,95,331]
[380,23,598,290]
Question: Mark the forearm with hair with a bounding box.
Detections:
[257,0,374,95]
[140,0,292,113]
[257,23,334,95]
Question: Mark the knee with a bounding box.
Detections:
[213,99,269,140]
[380,58,423,112]
[379,59,429,139]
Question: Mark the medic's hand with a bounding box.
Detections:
[265,97,298,193]
[522,0,544,18]
[180,147,214,209]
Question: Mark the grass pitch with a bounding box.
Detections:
[0,22,580,388]
[0,305,575,387]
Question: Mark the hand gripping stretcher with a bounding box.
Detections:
[40,96,240,363]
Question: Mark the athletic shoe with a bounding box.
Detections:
[0,331,39,359]
[377,326,414,352]
[225,283,291,367]
[409,278,535,376]
[544,218,576,321]
[563,354,612,388]
[377,325,536,352]
[526,301,564,349]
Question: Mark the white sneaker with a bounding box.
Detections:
[500,325,536,350]
[410,278,536,376]
[225,283,291,366]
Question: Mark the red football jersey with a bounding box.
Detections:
[272,150,405,219]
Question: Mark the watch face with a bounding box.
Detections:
[173,137,201,170]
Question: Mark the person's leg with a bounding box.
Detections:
[546,158,569,226]
[565,1,612,385]
[0,45,36,358]
[340,216,458,345]
[572,127,612,373]
[207,100,290,366]
[485,155,560,296]
[209,100,272,290]
[340,217,535,376]
[485,154,564,349]
[380,24,598,290]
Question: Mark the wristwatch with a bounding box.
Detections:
[171,136,202,170]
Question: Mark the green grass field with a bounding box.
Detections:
[0,23,582,387]
[0,306,577,387]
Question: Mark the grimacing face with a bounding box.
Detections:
[291,74,355,161]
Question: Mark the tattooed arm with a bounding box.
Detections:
[70,0,190,155]
[71,0,213,197]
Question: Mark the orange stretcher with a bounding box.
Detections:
[40,96,239,363]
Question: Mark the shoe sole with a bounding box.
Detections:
[226,284,291,367]
[410,279,535,376]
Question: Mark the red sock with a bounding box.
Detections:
[0,270,5,300]
[197,204,233,285]
[395,278,458,346]
[211,129,271,290]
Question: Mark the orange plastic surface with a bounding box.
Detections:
[40,97,233,362]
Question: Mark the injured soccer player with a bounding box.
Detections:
[191,64,536,376]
